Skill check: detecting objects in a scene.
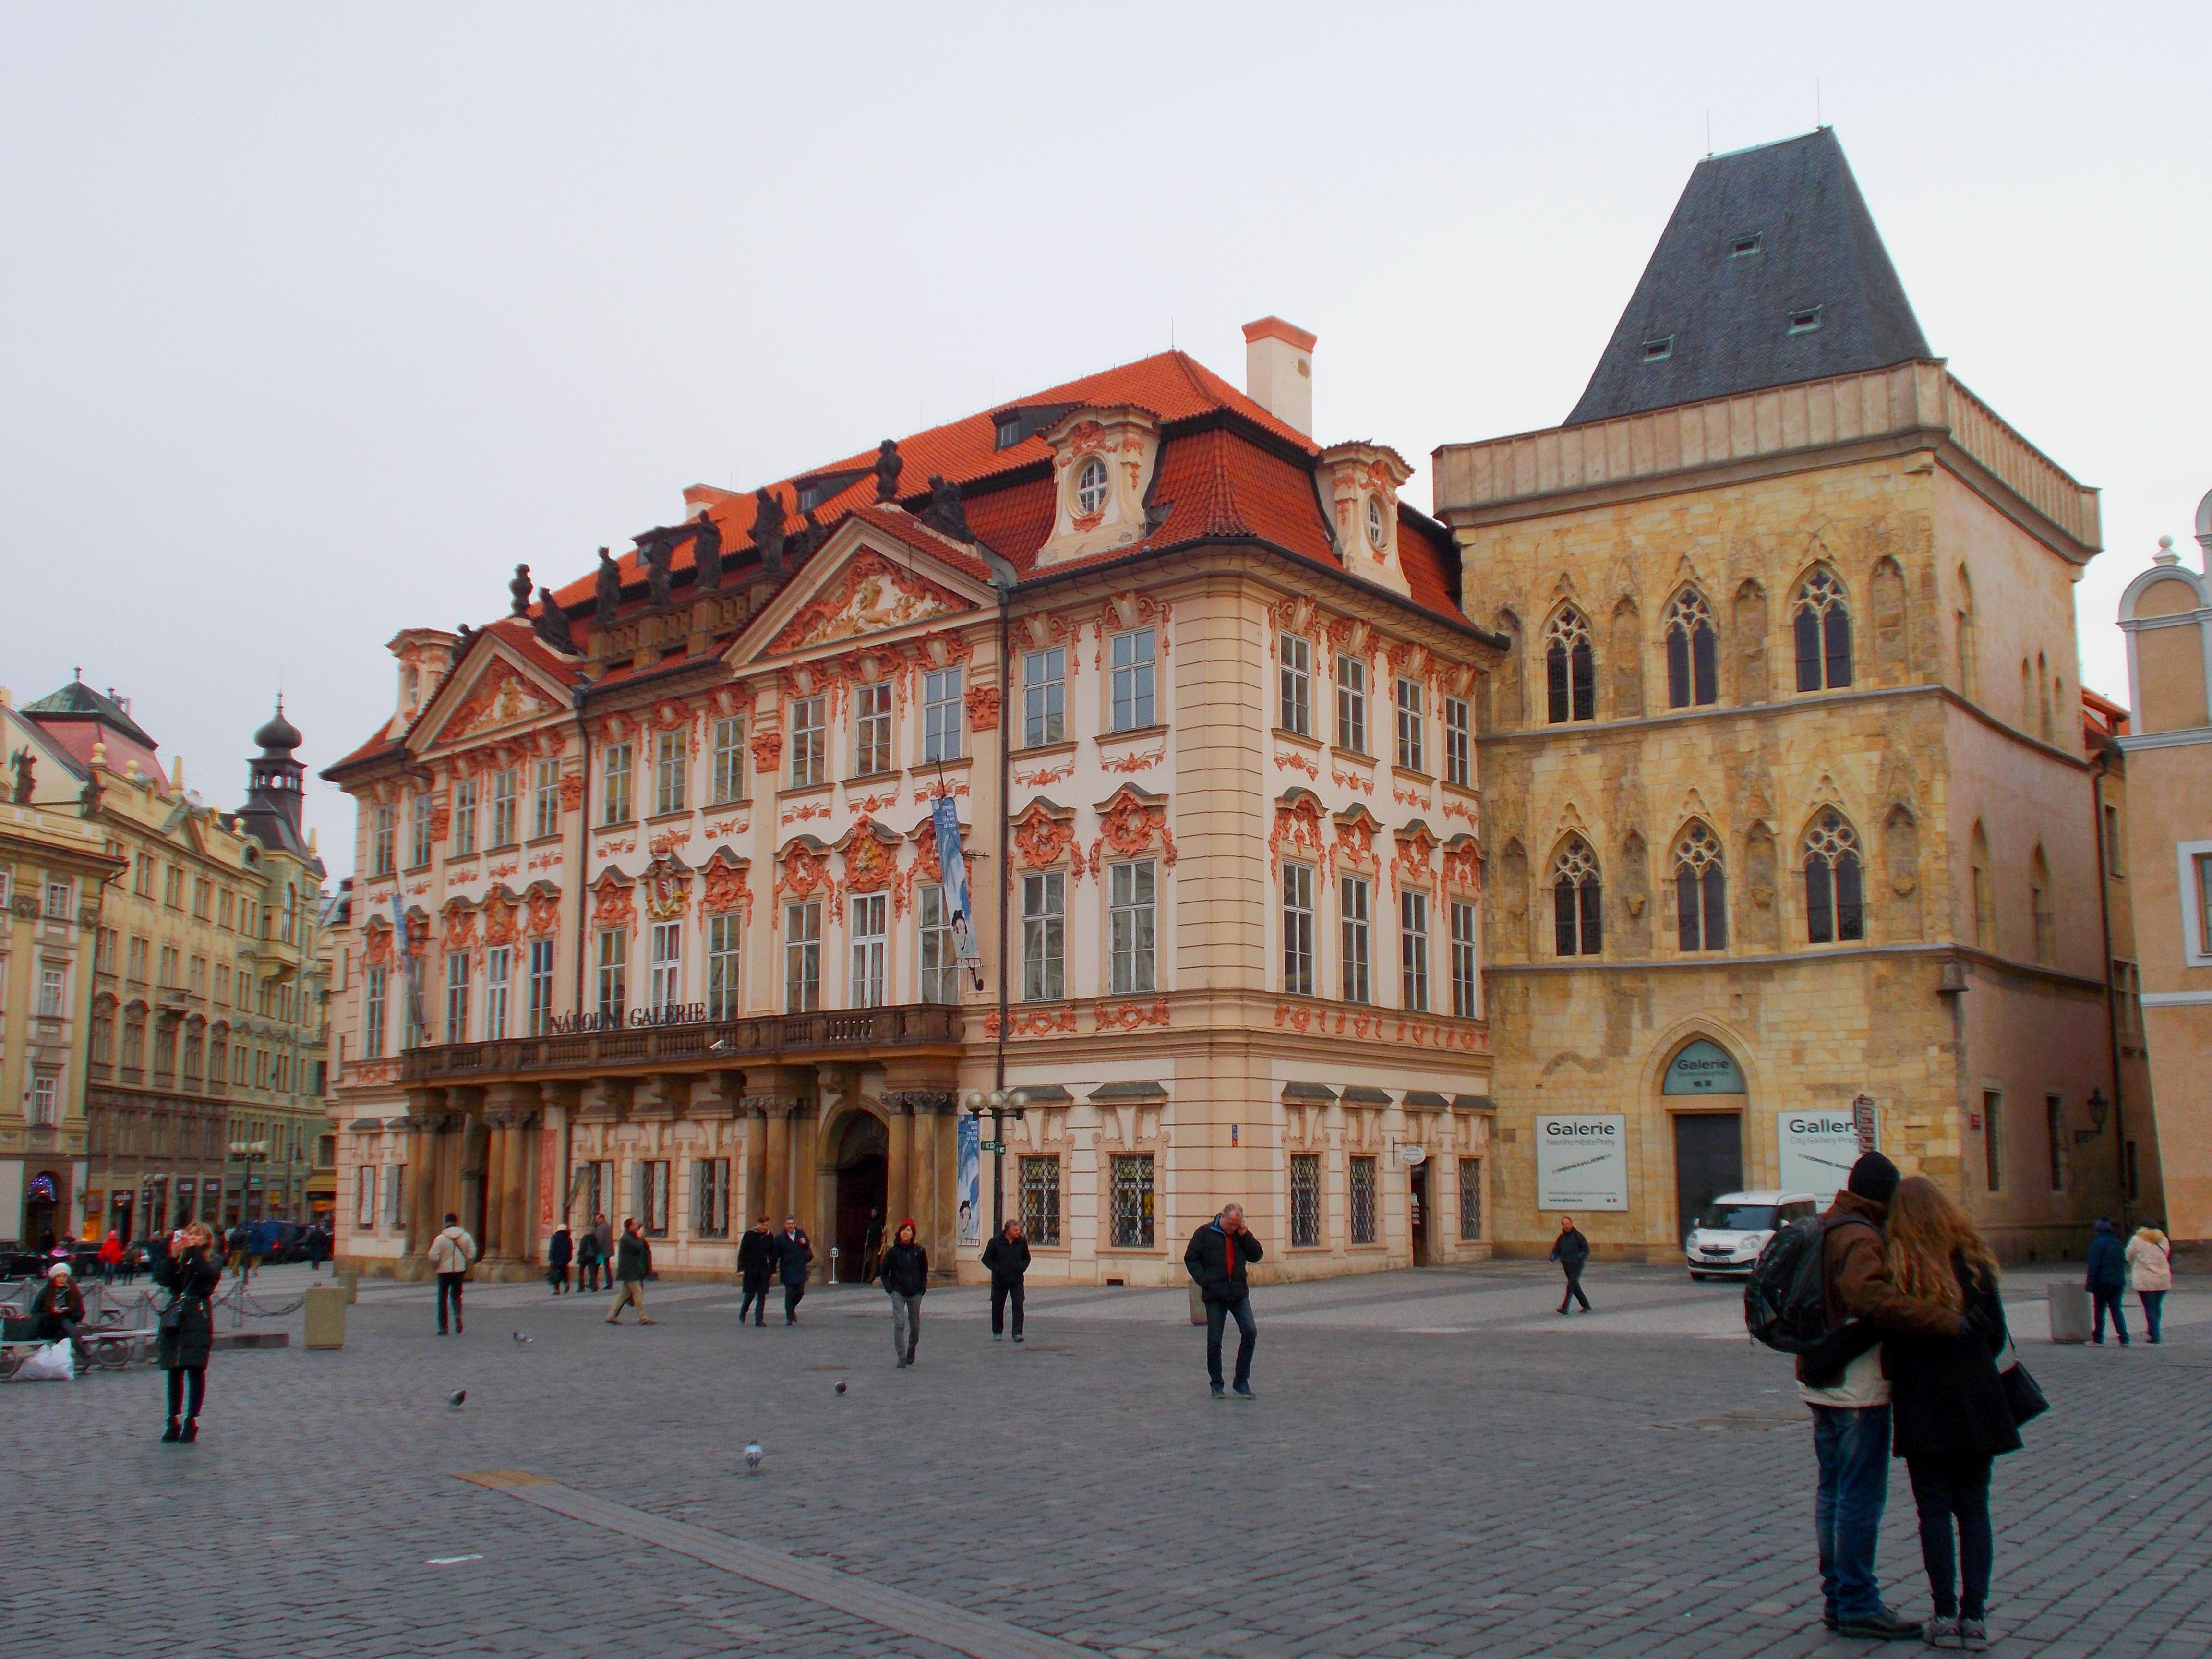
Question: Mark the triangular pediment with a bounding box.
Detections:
[733,518,989,665]
[415,646,566,753]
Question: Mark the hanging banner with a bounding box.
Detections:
[1779,1109,1869,1197]
[392,891,428,1046]
[932,793,984,987]
[955,1112,981,1245]
[1534,1116,1629,1211]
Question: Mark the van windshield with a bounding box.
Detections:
[1695,1203,1778,1233]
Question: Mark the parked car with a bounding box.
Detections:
[1684,1190,1818,1280]
[0,1242,44,1282]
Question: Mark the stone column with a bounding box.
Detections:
[743,1109,768,1228]
[886,1102,913,1237]
[403,1089,444,1259]
[541,1082,582,1233]
[480,1118,509,1260]
[762,1105,792,1224]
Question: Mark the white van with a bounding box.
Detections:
[1684,1190,1819,1280]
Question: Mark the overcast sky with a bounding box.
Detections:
[5,3,2206,883]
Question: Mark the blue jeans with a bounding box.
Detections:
[2138,1290,2165,1343]
[1812,1404,1891,1622]
[1205,1293,1257,1388]
[2092,1287,2128,1344]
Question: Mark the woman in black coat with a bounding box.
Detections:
[1882,1177,2022,1649]
[155,1222,223,1443]
[547,1226,574,1295]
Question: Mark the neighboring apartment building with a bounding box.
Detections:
[13,681,329,1239]
[1432,129,2121,1261]
[325,327,1504,1284]
[0,692,126,1248]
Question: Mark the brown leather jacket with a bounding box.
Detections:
[1796,1189,1964,1384]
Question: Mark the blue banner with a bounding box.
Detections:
[956,1112,980,1245]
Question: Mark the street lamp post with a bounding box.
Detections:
[227,1139,269,1230]
[963,1088,1029,1236]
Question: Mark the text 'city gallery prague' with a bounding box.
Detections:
[324,130,2128,1285]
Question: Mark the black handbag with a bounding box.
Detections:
[2000,1355,2050,1426]
[158,1297,186,1338]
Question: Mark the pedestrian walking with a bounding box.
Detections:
[98,1230,124,1287]
[1184,1202,1264,1399]
[772,1216,812,1324]
[226,1222,252,1286]
[982,1218,1030,1342]
[547,1225,573,1295]
[2126,1222,2172,1345]
[428,1212,478,1336]
[861,1207,886,1281]
[1793,1151,1967,1642]
[31,1263,87,1364]
[877,1218,928,1367]
[1549,1215,1592,1314]
[576,1223,604,1292]
[1881,1176,2021,1651]
[605,1219,656,1325]
[593,1213,614,1287]
[736,1216,775,1326]
[2086,1216,2128,1346]
[155,1223,222,1443]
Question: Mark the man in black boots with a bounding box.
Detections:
[981,1217,1031,1343]
[1550,1215,1591,1313]
[736,1216,775,1327]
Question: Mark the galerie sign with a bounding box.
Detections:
[1535,1115,1629,1211]
[1777,1110,1869,1196]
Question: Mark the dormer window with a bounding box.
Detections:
[1075,457,1109,517]
[1788,306,1823,334]
[1643,336,1674,362]
[1365,496,1387,550]
[796,481,828,513]
[1730,232,1763,257]
[995,415,1023,449]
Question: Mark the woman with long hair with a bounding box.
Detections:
[1882,1177,2020,1650]
[155,1221,223,1443]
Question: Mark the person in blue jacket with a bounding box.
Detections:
[2085,1216,2128,1346]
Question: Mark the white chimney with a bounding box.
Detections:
[1243,316,1315,437]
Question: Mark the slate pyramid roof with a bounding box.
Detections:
[1566,128,1932,426]
[22,677,159,752]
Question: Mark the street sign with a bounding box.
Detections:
[979,1140,1006,1154]
[1399,1144,1427,1167]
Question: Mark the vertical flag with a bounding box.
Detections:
[393,890,427,1046]
[932,793,984,989]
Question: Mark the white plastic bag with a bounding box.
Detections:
[17,1340,75,1382]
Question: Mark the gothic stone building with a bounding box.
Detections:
[1433,130,2121,1261]
[325,325,1503,1284]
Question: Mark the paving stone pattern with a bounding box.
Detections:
[6,1260,2210,1658]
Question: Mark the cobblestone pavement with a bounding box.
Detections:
[7,1259,2210,1658]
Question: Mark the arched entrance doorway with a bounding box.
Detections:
[24,1171,60,1251]
[1663,1038,1747,1245]
[832,1112,888,1281]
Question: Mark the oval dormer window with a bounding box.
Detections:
[1365,495,1387,550]
[1075,457,1109,517]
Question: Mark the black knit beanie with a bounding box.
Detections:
[1847,1150,1901,1205]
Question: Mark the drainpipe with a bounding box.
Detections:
[573,699,590,1024]
[2091,744,2127,1227]
[990,555,1016,1234]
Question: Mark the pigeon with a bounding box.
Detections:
[743,1441,764,1473]
[447,1390,468,1409]
[512,1332,533,1344]
[834,1381,847,1395]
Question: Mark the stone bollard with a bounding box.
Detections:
[304,1285,348,1350]
[2047,1281,2091,1344]
[337,1271,361,1305]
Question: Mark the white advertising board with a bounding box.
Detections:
[1534,1115,1628,1211]
[1777,1110,1868,1198]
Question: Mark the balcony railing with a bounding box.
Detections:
[396,1002,964,1085]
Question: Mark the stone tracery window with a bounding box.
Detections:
[1551,836,1602,957]
[1545,608,1596,724]
[1793,568,1853,692]
[1664,589,1719,708]
[1803,809,1865,944]
[1674,821,1727,952]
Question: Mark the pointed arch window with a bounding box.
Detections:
[1674,822,1727,951]
[1793,569,1853,691]
[1551,837,1602,957]
[1803,810,1865,944]
[1664,590,1719,708]
[1545,608,1595,724]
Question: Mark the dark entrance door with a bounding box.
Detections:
[836,1156,887,1282]
[1672,1113,1744,1245]
[1409,1166,1431,1266]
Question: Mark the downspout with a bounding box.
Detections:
[573,698,591,1022]
[2091,744,2126,1226]
[992,563,1014,1105]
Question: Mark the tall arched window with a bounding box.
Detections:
[2031,846,2054,964]
[1664,589,1718,708]
[1674,821,1727,951]
[1803,810,1865,944]
[1792,568,1852,691]
[1954,564,1977,701]
[1545,608,1596,724]
[1970,821,1994,949]
[2037,653,2054,743]
[1551,837,1602,957]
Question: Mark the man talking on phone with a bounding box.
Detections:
[1184,1202,1264,1400]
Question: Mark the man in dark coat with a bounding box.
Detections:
[546,1225,573,1295]
[1184,1203,1264,1399]
[1549,1216,1592,1313]
[2085,1216,2128,1346]
[736,1217,776,1327]
[981,1219,1032,1343]
[771,1216,812,1325]
[604,1220,656,1325]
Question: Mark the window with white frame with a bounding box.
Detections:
[789,697,826,788]
[918,886,959,1004]
[1338,655,1368,752]
[1341,875,1371,1003]
[2189,847,2212,965]
[854,684,893,776]
[1282,863,1315,996]
[1110,629,1156,732]
[384,1164,405,1228]
[637,1160,670,1237]
[1023,648,1065,747]
[1444,696,1471,787]
[533,759,561,838]
[1395,678,1426,772]
[785,901,821,1012]
[654,731,686,816]
[409,795,432,866]
[649,921,683,1012]
[444,951,470,1042]
[1280,634,1311,735]
[1401,890,1430,1012]
[452,780,479,855]
[1075,456,1109,516]
[356,1166,376,1229]
[484,946,511,1040]
[372,805,396,875]
[1109,859,1156,994]
[596,930,626,1021]
[364,965,387,1059]
[850,894,888,1007]
[707,914,741,1020]
[1022,872,1065,1002]
[712,717,745,805]
[602,743,633,825]
[695,1158,730,1238]
[1450,900,1479,1019]
[527,940,554,1036]
[39,963,65,1019]
[923,668,963,763]
[490,769,518,846]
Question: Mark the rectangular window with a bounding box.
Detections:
[602,743,633,825]
[159,945,179,986]
[128,936,147,982]
[1279,634,1311,735]
[533,759,561,838]
[850,893,887,1008]
[1340,876,1371,1003]
[923,667,963,763]
[192,878,213,920]
[2197,854,2212,955]
[133,854,153,897]
[596,930,627,1021]
[1109,859,1157,995]
[1282,863,1315,996]
[188,954,205,997]
[712,717,745,805]
[219,889,236,930]
[386,1166,406,1229]
[1983,1091,2003,1193]
[483,945,511,1039]
[1020,1157,1062,1246]
[356,1167,376,1230]
[1289,1153,1322,1248]
[1444,696,1471,788]
[918,885,959,1004]
[694,1159,730,1238]
[1395,678,1426,772]
[637,1160,670,1237]
[30,1075,58,1126]
[452,780,479,855]
[1401,891,1430,1012]
[2046,1094,2065,1191]
[40,964,65,1018]
[1450,899,1479,1019]
[1110,628,1156,732]
[1458,1157,1483,1240]
[1350,1155,1378,1244]
[409,795,432,866]
[1337,656,1368,752]
[789,697,826,788]
[707,914,741,1020]
[1110,1154,1155,1248]
[784,901,821,1013]
[490,769,518,847]
[1022,648,1066,747]
[373,805,396,875]
[649,920,683,1012]
[528,939,555,1036]
[2112,958,2142,1045]
[164,865,182,908]
[96,926,116,973]
[654,731,686,816]
[853,683,892,776]
[444,952,470,1043]
[364,965,387,1059]
[1021,872,1066,1002]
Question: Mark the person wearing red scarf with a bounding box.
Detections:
[1183,1202,1264,1398]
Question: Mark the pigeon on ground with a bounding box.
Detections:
[834,1380,847,1395]
[512,1332,533,1344]
[448,1389,468,1409]
[743,1441,764,1472]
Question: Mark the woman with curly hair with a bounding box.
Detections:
[1881,1176,2020,1651]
